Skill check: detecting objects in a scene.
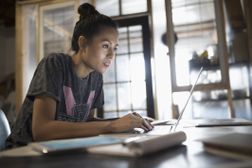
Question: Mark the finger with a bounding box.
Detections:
[145,118,154,129]
[133,113,153,130]
[130,114,144,128]
[131,113,152,131]
[142,118,153,130]
[130,112,139,119]
[132,112,142,118]
[140,124,149,132]
[144,116,154,122]
[133,112,154,125]
[131,112,144,122]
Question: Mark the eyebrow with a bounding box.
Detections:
[101,39,119,47]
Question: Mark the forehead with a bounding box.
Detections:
[93,27,119,43]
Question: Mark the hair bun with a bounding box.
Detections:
[78,3,99,20]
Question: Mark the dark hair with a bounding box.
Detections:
[71,3,118,52]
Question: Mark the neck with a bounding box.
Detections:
[71,53,93,79]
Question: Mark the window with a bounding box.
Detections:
[39,2,75,59]
[96,0,148,17]
[171,0,218,86]
[100,16,154,118]
[167,0,237,118]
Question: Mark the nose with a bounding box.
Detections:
[107,48,116,59]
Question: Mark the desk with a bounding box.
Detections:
[1,126,252,168]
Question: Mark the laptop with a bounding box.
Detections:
[143,67,204,135]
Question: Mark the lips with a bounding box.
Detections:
[103,60,111,67]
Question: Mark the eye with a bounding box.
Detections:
[114,47,118,51]
[102,44,109,49]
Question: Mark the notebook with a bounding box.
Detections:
[193,118,252,127]
[29,135,125,154]
[200,133,252,160]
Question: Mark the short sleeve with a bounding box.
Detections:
[27,55,63,102]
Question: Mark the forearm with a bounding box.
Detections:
[32,95,153,141]
[32,120,112,141]
[87,117,119,121]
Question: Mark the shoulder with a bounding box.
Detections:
[39,53,71,69]
[44,53,71,64]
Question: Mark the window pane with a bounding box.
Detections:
[172,0,213,8]
[103,60,116,83]
[172,2,215,25]
[129,26,143,52]
[96,0,119,16]
[131,81,147,109]
[79,0,93,5]
[116,55,130,82]
[117,28,128,54]
[130,37,143,53]
[130,53,146,81]
[104,111,118,118]
[133,110,147,117]
[129,25,142,32]
[42,4,74,58]
[118,83,131,110]
[118,111,130,117]
[103,84,117,111]
[171,0,218,86]
[121,0,147,15]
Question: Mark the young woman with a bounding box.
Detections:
[6,3,153,148]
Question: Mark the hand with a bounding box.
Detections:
[132,112,154,131]
[109,112,154,133]
[143,116,155,123]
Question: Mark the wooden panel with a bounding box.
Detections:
[224,0,246,31]
[15,3,23,113]
[242,0,252,102]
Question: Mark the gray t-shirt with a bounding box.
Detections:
[6,53,104,148]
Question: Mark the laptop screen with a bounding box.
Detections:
[172,67,203,132]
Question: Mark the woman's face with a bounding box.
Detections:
[81,27,119,74]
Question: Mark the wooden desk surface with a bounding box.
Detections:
[1,126,252,168]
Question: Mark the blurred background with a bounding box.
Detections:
[0,0,252,128]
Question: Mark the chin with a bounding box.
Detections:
[96,65,109,74]
[96,68,107,74]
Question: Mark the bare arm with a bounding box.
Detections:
[87,109,118,121]
[32,96,113,141]
[32,96,153,141]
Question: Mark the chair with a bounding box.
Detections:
[0,109,11,150]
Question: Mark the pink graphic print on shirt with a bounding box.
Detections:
[63,86,76,116]
[84,90,96,119]
[63,86,96,119]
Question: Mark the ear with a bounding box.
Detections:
[77,36,88,51]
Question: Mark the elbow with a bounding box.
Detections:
[32,122,50,141]
[32,126,43,141]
